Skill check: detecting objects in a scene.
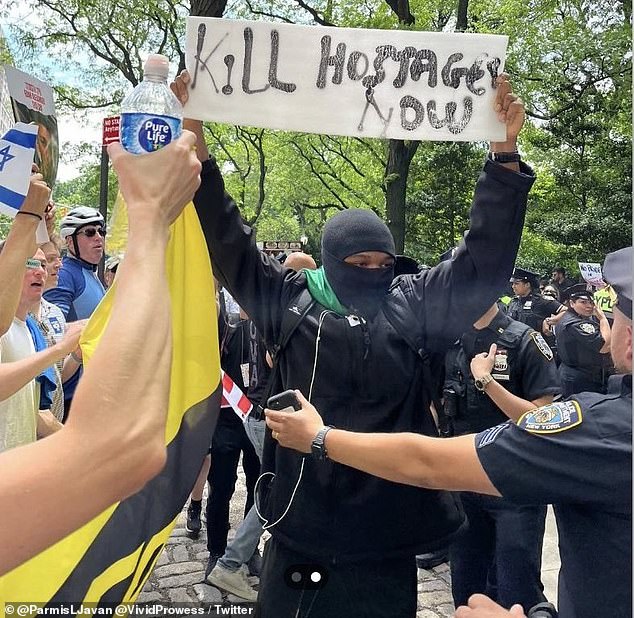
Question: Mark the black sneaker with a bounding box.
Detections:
[416,548,449,570]
[186,501,202,537]
[205,553,222,579]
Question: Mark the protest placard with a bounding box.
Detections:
[185,18,508,141]
[4,65,59,188]
[578,262,605,288]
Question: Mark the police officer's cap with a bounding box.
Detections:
[510,267,539,288]
[603,247,632,318]
[562,283,593,302]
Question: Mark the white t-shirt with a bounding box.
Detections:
[0,318,38,452]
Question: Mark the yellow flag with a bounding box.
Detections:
[0,201,220,604]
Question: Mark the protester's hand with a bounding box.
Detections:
[56,321,85,357]
[470,343,496,380]
[491,74,525,150]
[170,70,192,107]
[107,132,202,226]
[265,390,323,453]
[454,594,526,617]
[44,200,56,236]
[170,70,208,162]
[593,303,606,321]
[20,174,50,221]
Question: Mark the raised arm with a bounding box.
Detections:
[173,70,296,344]
[0,132,201,575]
[0,175,50,334]
[407,76,535,350]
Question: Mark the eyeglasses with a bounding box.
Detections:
[77,227,106,238]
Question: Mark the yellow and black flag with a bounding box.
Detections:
[0,203,220,603]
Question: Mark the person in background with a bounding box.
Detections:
[556,284,611,396]
[43,206,106,420]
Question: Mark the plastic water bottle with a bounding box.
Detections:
[120,54,182,153]
[107,54,182,258]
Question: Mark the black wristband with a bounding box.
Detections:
[489,151,521,164]
[16,211,43,221]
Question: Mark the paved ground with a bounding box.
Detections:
[140,466,560,616]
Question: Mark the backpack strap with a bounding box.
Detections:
[258,287,316,413]
[383,282,445,435]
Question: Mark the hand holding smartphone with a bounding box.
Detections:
[267,390,301,413]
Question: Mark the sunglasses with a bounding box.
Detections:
[77,227,106,238]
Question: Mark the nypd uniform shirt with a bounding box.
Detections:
[475,374,632,618]
[555,311,606,368]
[506,293,562,332]
[456,312,560,435]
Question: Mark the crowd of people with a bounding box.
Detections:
[0,69,630,618]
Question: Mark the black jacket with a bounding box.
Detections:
[193,156,535,562]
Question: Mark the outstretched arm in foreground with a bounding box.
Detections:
[0,132,201,575]
[266,391,500,495]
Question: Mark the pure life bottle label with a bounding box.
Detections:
[120,113,181,154]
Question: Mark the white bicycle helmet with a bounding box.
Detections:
[60,206,105,239]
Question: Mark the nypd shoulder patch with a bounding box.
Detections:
[579,322,596,334]
[531,332,554,361]
[517,401,583,434]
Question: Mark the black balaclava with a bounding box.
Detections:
[321,209,395,317]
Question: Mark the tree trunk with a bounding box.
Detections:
[456,0,469,31]
[385,140,419,253]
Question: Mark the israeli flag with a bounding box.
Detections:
[0,122,38,219]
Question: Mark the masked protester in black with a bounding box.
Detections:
[320,209,395,318]
[185,68,534,617]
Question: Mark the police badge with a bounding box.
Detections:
[579,322,596,334]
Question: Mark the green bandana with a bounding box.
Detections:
[304,267,348,316]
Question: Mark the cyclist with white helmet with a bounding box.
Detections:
[44,206,106,419]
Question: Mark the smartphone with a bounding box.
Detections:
[267,390,301,413]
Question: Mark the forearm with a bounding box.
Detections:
[598,318,611,352]
[183,118,209,163]
[61,354,81,382]
[0,217,38,334]
[323,430,500,495]
[66,214,170,478]
[37,410,63,438]
[0,345,66,401]
[482,381,552,422]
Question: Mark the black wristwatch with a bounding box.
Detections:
[311,426,335,461]
[489,151,521,164]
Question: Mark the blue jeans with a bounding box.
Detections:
[449,492,547,612]
[218,415,266,572]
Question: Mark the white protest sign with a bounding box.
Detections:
[578,262,605,288]
[185,18,508,141]
[4,66,55,115]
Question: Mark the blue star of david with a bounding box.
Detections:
[0,145,15,172]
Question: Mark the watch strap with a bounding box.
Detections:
[311,425,335,461]
[489,151,521,164]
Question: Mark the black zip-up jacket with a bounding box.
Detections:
[193,156,535,563]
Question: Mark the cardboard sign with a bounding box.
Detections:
[185,18,508,141]
[578,262,605,288]
[4,65,59,187]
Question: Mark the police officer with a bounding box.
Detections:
[443,303,559,612]
[556,284,611,397]
[268,245,632,618]
[507,267,566,333]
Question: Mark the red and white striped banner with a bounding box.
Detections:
[221,370,252,421]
